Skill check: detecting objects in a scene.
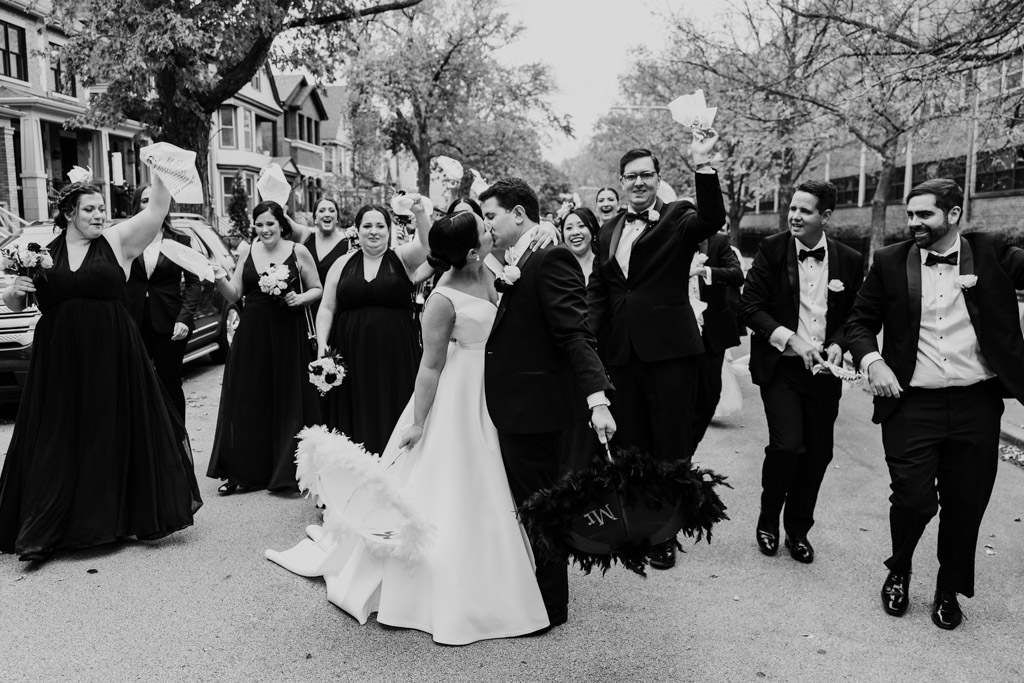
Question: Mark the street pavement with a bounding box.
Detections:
[1,352,1023,683]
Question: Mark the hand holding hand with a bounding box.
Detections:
[867,360,903,398]
[398,424,424,451]
[171,322,189,341]
[590,405,616,444]
[786,334,825,371]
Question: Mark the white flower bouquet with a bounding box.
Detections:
[258,263,292,297]
[308,350,347,396]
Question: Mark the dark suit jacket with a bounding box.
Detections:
[126,232,202,334]
[587,171,727,366]
[485,242,612,434]
[845,232,1024,423]
[740,231,864,387]
[698,233,744,354]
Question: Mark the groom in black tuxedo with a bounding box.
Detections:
[480,178,615,630]
[845,178,1024,630]
[586,134,725,569]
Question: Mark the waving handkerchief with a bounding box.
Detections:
[432,156,464,183]
[668,90,718,135]
[257,163,291,207]
[469,169,489,198]
[67,165,93,184]
[139,143,204,203]
[159,238,214,282]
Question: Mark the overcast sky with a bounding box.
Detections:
[499,0,717,162]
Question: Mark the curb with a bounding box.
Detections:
[1001,420,1024,450]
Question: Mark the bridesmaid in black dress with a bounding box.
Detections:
[207,201,323,494]
[0,176,202,563]
[315,200,433,456]
[286,197,349,314]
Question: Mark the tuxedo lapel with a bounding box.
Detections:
[786,236,800,317]
[959,237,982,338]
[607,215,626,263]
[906,245,923,343]
[825,236,839,331]
[492,244,538,333]
[697,239,709,299]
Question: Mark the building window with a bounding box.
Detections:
[250,72,260,90]
[49,44,76,96]
[1007,58,1023,92]
[242,109,253,151]
[0,21,27,81]
[219,107,236,148]
[314,121,321,145]
[256,118,274,155]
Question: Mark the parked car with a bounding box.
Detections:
[0,217,240,401]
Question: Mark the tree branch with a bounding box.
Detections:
[286,0,424,29]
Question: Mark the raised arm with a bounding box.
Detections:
[286,214,314,244]
[396,195,433,277]
[212,240,248,304]
[397,292,456,450]
[109,175,171,262]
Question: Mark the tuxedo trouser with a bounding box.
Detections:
[758,356,841,538]
[607,352,699,464]
[692,348,727,456]
[880,380,1002,597]
[140,317,189,425]
[498,429,571,623]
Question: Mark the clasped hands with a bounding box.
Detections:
[785,335,843,372]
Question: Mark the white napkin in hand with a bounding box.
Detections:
[67,165,93,184]
[257,163,291,207]
[159,238,214,282]
[668,90,718,131]
[139,143,204,203]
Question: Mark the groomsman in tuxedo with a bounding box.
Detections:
[739,181,864,565]
[587,133,725,569]
[691,229,745,454]
[845,178,1024,630]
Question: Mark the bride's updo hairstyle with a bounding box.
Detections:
[426,211,479,273]
[53,182,104,232]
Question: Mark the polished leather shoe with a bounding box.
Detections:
[648,541,677,569]
[18,549,50,563]
[217,481,238,495]
[931,590,963,630]
[881,571,910,616]
[784,535,814,564]
[756,528,778,556]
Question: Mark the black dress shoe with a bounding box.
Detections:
[648,540,677,569]
[18,550,50,563]
[784,535,814,564]
[931,590,963,630]
[217,481,238,495]
[756,528,778,556]
[881,571,910,616]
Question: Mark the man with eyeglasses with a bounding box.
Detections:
[587,133,725,570]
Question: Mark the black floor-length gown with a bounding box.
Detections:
[0,233,202,557]
[323,249,420,456]
[207,248,321,491]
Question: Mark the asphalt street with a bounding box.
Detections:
[1,351,1022,682]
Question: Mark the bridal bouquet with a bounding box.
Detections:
[2,243,54,308]
[258,263,292,297]
[308,350,347,395]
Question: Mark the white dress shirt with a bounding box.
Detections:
[861,238,992,387]
[769,235,829,354]
[614,211,650,278]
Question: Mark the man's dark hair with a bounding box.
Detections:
[618,148,660,176]
[478,177,540,223]
[794,180,838,214]
[906,179,964,215]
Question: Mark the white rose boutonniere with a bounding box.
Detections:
[955,274,978,290]
[827,279,845,293]
[647,208,660,223]
[500,265,520,285]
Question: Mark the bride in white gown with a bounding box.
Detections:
[267,211,549,645]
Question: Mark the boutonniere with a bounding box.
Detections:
[827,279,845,292]
[954,274,978,290]
[647,208,660,223]
[495,265,521,292]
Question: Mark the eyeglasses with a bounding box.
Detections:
[621,171,658,183]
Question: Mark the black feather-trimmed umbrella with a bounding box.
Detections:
[517,445,730,576]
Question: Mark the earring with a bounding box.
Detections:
[470,253,481,262]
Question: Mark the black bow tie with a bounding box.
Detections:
[625,210,650,223]
[925,252,958,267]
[798,247,825,262]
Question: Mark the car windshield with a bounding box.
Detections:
[0,227,59,251]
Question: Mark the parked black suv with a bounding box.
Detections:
[0,217,240,401]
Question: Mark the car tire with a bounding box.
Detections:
[209,304,241,363]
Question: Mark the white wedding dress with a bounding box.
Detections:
[267,286,549,645]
